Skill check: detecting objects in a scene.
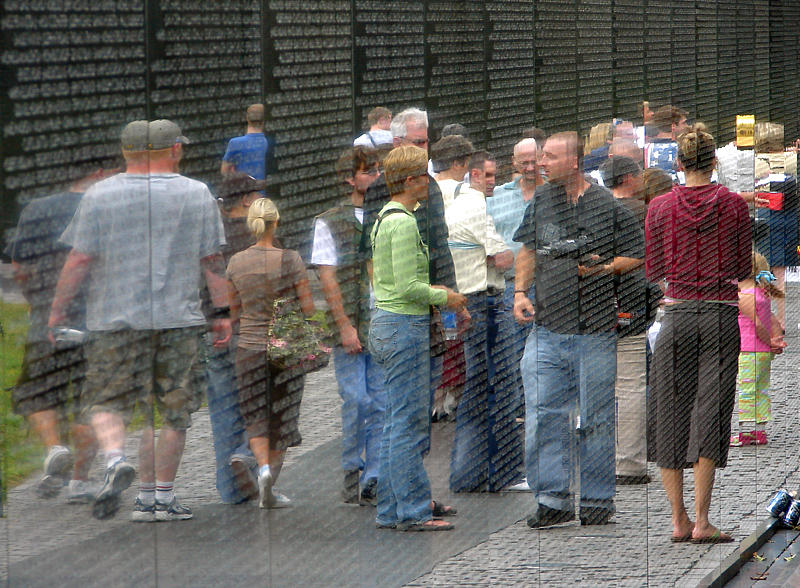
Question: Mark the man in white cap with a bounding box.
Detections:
[49,119,230,521]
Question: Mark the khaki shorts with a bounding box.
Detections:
[82,327,204,430]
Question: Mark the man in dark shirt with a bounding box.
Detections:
[599,156,662,485]
[513,132,645,528]
[5,168,114,502]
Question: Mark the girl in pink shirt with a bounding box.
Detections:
[731,252,786,446]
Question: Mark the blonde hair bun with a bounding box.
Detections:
[247,198,280,238]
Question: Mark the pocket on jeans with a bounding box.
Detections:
[369,324,397,362]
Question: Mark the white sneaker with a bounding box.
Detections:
[270,491,293,509]
[506,478,530,492]
[154,495,193,521]
[36,446,73,499]
[44,446,73,476]
[258,471,274,509]
[67,480,100,504]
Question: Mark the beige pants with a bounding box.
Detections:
[615,333,648,476]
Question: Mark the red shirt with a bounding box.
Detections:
[645,184,752,302]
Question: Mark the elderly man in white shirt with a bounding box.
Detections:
[442,150,523,493]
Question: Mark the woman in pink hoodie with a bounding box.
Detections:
[646,124,752,544]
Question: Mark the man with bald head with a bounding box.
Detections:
[489,139,544,248]
[486,138,546,449]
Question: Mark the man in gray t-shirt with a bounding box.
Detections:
[49,120,230,522]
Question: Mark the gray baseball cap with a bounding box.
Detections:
[120,119,189,151]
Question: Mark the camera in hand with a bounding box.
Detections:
[536,234,594,263]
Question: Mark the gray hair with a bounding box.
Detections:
[391,108,428,139]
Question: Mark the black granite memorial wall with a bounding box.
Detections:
[2,0,800,251]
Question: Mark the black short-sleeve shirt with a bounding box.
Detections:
[513,182,645,334]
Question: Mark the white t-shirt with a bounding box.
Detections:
[61,173,225,330]
[311,207,374,308]
[310,208,364,267]
[353,130,392,148]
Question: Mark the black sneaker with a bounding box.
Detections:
[230,454,259,501]
[580,506,614,526]
[342,469,360,505]
[131,497,156,522]
[92,461,135,520]
[359,479,377,506]
[154,496,193,521]
[527,505,575,528]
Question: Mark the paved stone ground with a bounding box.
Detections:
[405,291,800,588]
[725,528,800,588]
[1,279,800,587]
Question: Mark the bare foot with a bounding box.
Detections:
[673,520,695,541]
[692,523,732,542]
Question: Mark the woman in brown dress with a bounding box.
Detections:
[227,198,315,509]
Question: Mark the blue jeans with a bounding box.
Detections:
[450,291,524,492]
[369,310,433,526]
[503,280,532,414]
[204,338,254,504]
[521,325,616,513]
[333,347,386,484]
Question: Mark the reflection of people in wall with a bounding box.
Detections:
[50,119,230,522]
[221,104,268,181]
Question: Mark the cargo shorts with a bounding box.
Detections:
[81,327,204,430]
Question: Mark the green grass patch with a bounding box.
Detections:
[0,304,332,496]
[0,301,44,490]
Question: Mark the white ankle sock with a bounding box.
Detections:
[259,465,271,479]
[155,481,174,503]
[138,483,156,505]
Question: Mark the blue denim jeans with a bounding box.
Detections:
[450,291,524,492]
[521,325,616,513]
[369,309,433,526]
[333,347,386,484]
[203,338,254,504]
[503,280,533,366]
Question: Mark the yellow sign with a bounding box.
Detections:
[737,115,755,147]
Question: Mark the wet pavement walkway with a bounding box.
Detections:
[2,285,800,587]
